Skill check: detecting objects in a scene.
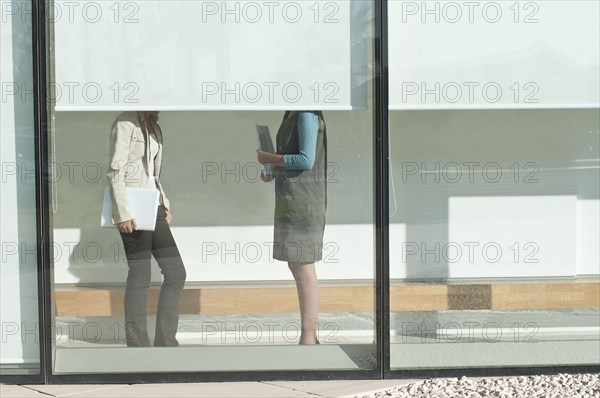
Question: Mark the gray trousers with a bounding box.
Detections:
[120,207,186,347]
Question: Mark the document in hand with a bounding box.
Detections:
[101,187,160,231]
[256,124,275,176]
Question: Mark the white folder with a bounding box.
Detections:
[256,124,275,176]
[101,187,160,231]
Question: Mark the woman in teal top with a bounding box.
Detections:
[257,110,327,345]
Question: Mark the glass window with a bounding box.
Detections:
[0,0,41,376]
[388,0,600,369]
[47,0,378,374]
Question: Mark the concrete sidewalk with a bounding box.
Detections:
[1,379,419,398]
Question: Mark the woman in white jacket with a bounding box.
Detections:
[107,111,186,347]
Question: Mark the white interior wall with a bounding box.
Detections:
[51,109,599,284]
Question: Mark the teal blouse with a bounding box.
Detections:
[282,112,319,170]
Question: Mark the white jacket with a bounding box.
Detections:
[106,111,170,224]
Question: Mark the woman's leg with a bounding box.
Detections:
[151,209,186,347]
[120,230,153,347]
[288,261,319,345]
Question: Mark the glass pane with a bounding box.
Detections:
[389,0,599,109]
[0,0,41,375]
[52,0,367,111]
[389,109,600,369]
[388,0,600,370]
[47,0,377,374]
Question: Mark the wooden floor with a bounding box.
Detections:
[54,279,600,316]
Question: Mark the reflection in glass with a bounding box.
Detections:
[0,0,41,376]
[389,109,600,369]
[48,0,377,374]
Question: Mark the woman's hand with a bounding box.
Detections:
[256,150,284,166]
[117,219,137,234]
[260,171,274,182]
[164,209,173,224]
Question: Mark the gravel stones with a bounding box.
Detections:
[355,373,600,398]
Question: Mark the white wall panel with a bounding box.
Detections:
[389,0,600,109]
[54,0,369,111]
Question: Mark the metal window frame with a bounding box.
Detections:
[24,0,385,384]
[0,0,49,385]
[1,0,598,385]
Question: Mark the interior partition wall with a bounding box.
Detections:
[0,0,598,384]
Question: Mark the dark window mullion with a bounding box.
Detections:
[374,0,390,380]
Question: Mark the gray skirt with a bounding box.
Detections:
[273,195,326,263]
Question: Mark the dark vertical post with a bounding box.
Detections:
[374,0,390,379]
[32,0,52,384]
